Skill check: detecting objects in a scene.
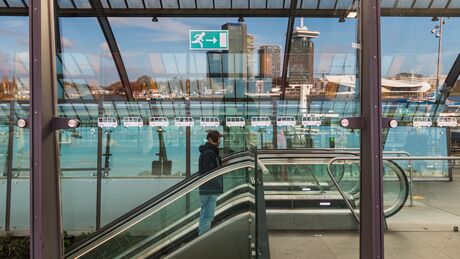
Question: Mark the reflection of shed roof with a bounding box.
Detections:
[2,0,459,16]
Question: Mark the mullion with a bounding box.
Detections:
[141,0,146,8]
[212,0,215,9]
[394,0,400,8]
[194,0,197,9]
[410,0,418,9]
[107,0,112,9]
[177,0,180,8]
[3,0,10,8]
[317,0,321,9]
[20,0,27,7]
[445,0,452,8]
[124,0,129,9]
[265,0,268,8]
[159,0,164,9]
[333,0,338,10]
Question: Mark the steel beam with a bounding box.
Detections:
[4,101,14,231]
[360,0,384,258]
[280,0,297,100]
[29,0,63,257]
[88,0,134,101]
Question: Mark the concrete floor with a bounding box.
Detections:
[268,174,460,258]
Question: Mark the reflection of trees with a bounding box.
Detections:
[0,75,19,100]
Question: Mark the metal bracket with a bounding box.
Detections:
[52,117,80,130]
[382,117,398,129]
[339,117,364,129]
[340,117,398,129]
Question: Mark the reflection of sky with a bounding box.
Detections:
[0,16,459,85]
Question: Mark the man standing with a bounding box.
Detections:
[198,130,223,235]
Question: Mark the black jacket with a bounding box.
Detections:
[198,142,223,195]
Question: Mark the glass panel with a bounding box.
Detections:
[74,0,91,8]
[145,0,162,8]
[109,0,127,8]
[215,1,231,8]
[179,0,196,8]
[0,174,5,231]
[267,0,283,8]
[58,0,75,8]
[318,0,336,9]
[233,0,249,9]
[336,0,353,9]
[61,178,97,231]
[162,0,178,8]
[381,0,397,8]
[10,178,29,231]
[382,9,460,258]
[5,0,26,7]
[431,0,449,9]
[302,0,319,9]
[413,0,431,8]
[250,0,266,8]
[127,0,145,8]
[196,0,213,8]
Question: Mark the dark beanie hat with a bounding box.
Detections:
[207,130,222,142]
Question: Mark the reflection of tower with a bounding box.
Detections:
[246,34,255,78]
[259,45,281,82]
[222,23,247,78]
[288,18,319,85]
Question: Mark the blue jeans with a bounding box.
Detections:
[198,195,218,235]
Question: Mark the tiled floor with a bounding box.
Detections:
[269,174,460,258]
[269,231,460,259]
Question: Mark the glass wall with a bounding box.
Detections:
[381,2,460,257]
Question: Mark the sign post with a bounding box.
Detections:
[189,30,229,50]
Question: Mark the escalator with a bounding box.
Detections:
[66,150,409,258]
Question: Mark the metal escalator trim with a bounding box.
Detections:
[161,211,255,259]
[68,160,255,259]
[264,193,354,200]
[264,182,335,186]
[116,185,254,258]
[266,209,358,214]
[133,195,255,259]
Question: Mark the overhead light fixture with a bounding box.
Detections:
[238,16,245,23]
[347,11,357,18]
[152,16,159,22]
[431,16,439,22]
[339,16,345,23]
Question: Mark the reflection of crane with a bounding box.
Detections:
[152,127,172,175]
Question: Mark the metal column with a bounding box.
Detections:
[360,1,384,258]
[4,101,14,231]
[29,0,63,257]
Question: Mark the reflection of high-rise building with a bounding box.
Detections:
[259,45,281,80]
[222,23,247,78]
[288,20,319,85]
[246,34,255,78]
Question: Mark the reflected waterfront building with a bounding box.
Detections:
[259,45,281,85]
[288,19,319,86]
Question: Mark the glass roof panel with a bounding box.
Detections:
[101,0,109,8]
[318,0,336,9]
[127,0,145,8]
[397,0,413,8]
[267,0,284,8]
[302,0,319,9]
[179,0,196,8]
[413,0,430,8]
[5,0,26,7]
[162,0,179,8]
[250,0,266,8]
[108,0,127,8]
[74,0,91,8]
[284,0,292,8]
[336,0,353,9]
[450,0,460,8]
[380,0,397,8]
[431,0,448,8]
[196,0,213,8]
[145,0,162,8]
[215,1,231,8]
[58,0,74,8]
[0,1,6,7]
[233,0,249,9]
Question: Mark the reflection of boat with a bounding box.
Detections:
[413,117,432,127]
[437,117,458,127]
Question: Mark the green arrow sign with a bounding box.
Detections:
[189,30,229,50]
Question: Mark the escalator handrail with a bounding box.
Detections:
[65,152,254,256]
[66,150,367,257]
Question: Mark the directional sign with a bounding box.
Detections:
[190,30,229,50]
